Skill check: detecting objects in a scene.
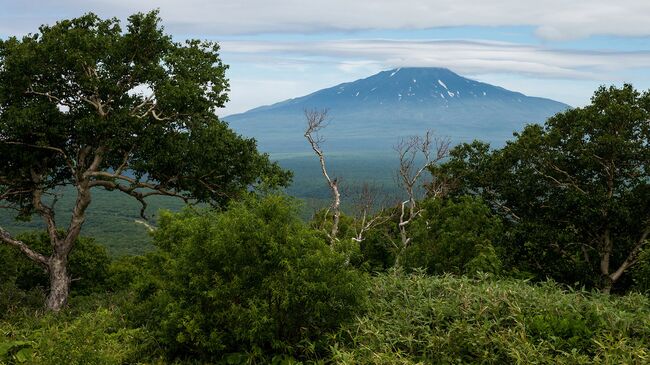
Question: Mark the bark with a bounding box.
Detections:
[45,253,70,311]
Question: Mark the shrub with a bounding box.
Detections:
[132,195,367,362]
[403,196,503,275]
[332,271,650,364]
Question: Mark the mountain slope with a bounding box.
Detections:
[225,67,570,153]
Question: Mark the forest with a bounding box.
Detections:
[1,11,649,365]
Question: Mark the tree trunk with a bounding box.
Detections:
[45,254,70,311]
[601,277,613,295]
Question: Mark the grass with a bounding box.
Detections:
[2,272,649,364]
[332,271,650,364]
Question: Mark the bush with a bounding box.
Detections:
[332,271,650,364]
[132,195,367,362]
[0,281,44,321]
[105,255,147,292]
[403,196,503,275]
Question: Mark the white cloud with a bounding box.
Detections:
[2,0,650,40]
[215,38,650,114]
[220,39,650,79]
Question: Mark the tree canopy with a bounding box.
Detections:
[436,84,650,292]
[0,11,290,310]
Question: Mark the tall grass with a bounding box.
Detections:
[332,271,650,364]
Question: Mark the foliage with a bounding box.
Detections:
[0,10,289,309]
[402,196,503,275]
[332,271,650,364]
[436,85,650,292]
[0,282,44,322]
[631,248,650,294]
[131,195,367,362]
[0,305,145,365]
[104,254,147,292]
[0,10,289,211]
[0,231,110,295]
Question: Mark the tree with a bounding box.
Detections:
[438,85,650,292]
[304,109,341,244]
[0,11,289,311]
[394,131,449,265]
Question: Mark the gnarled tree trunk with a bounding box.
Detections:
[45,253,70,311]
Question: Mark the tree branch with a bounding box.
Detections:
[1,141,75,175]
[304,108,340,244]
[0,226,48,268]
[609,225,650,283]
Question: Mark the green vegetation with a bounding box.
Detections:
[2,271,649,364]
[435,84,650,293]
[129,195,367,362]
[332,271,650,364]
[0,10,289,310]
[1,11,649,365]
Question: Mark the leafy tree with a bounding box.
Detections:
[131,195,367,362]
[0,11,290,310]
[402,196,503,275]
[437,85,650,292]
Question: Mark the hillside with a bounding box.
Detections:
[225,67,570,153]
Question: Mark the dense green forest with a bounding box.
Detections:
[1,11,649,365]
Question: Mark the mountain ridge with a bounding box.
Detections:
[225,67,570,153]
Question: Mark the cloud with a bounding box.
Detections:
[220,39,650,80]
[213,38,650,115]
[2,0,650,40]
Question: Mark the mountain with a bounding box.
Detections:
[224,67,570,153]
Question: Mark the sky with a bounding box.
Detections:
[2,0,650,115]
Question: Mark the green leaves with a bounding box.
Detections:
[437,84,650,291]
[131,195,366,362]
[0,10,289,216]
[0,340,34,364]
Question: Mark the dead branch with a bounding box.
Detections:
[394,131,450,263]
[351,182,391,243]
[304,108,340,244]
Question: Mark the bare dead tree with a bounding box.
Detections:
[394,131,450,265]
[351,182,391,243]
[304,109,340,244]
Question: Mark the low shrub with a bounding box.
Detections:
[332,271,650,364]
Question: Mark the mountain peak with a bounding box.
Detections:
[383,67,456,78]
[225,68,570,152]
